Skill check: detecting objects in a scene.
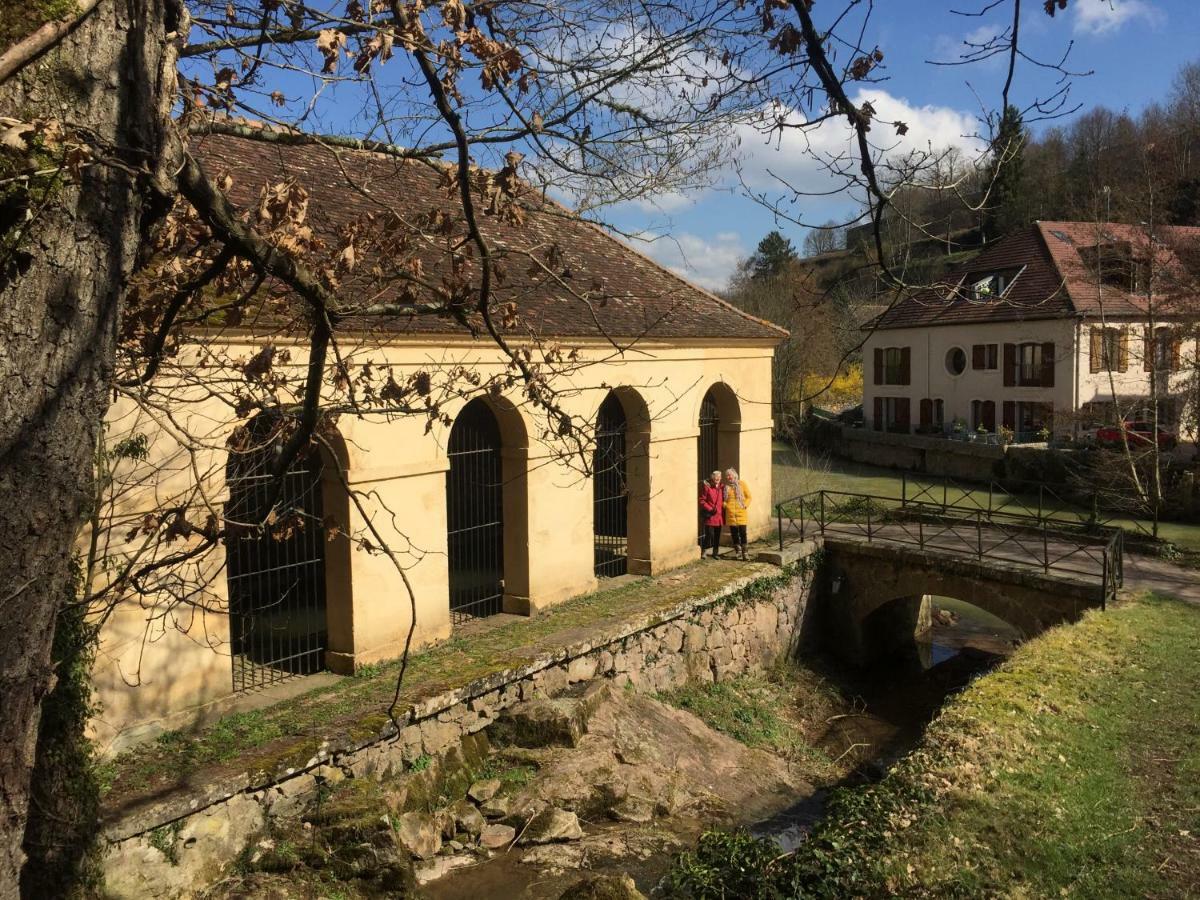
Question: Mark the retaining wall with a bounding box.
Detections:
[100,549,822,897]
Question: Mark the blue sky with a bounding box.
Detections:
[621,0,1200,291]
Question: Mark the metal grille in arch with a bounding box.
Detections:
[593,393,628,577]
[697,389,719,540]
[225,417,328,692]
[446,399,505,623]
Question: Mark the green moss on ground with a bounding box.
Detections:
[663,592,1200,898]
[659,663,846,783]
[104,559,787,811]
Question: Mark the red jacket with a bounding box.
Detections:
[699,482,724,526]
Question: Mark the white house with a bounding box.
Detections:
[862,222,1200,446]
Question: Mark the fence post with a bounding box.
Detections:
[819,491,826,536]
[988,483,993,518]
[867,500,873,540]
[1038,484,1045,524]
[777,504,783,552]
[919,514,925,551]
[902,473,907,508]
[1102,550,1109,612]
[976,510,982,560]
[943,480,948,514]
[1153,504,1159,540]
[1042,523,1049,573]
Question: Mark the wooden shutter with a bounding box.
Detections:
[1143,329,1153,372]
[1118,328,1129,372]
[1172,334,1182,371]
[972,344,985,370]
[1089,328,1102,374]
[873,396,883,431]
[919,398,932,428]
[873,348,883,385]
[1002,401,1015,430]
[983,400,996,431]
[895,397,911,433]
[899,347,912,385]
[1041,342,1055,387]
[1003,343,1016,386]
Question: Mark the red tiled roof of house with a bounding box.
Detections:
[188,130,787,343]
[869,220,1200,331]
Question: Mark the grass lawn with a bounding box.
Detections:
[771,442,1200,552]
[665,591,1200,898]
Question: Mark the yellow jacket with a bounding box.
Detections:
[723,481,752,526]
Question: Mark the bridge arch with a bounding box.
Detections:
[822,540,1100,667]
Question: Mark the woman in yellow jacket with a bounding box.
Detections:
[723,468,752,560]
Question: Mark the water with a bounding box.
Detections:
[752,597,1020,851]
[426,598,1020,893]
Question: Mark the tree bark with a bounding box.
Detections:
[0,1,177,894]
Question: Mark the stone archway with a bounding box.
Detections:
[592,387,652,577]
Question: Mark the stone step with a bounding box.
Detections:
[487,682,611,749]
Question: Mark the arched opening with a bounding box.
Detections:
[225,415,330,691]
[860,593,1023,672]
[446,398,506,623]
[697,383,741,540]
[593,392,628,576]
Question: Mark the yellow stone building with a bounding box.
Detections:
[90,132,786,751]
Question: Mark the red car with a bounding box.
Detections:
[1096,420,1177,450]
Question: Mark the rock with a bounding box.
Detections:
[518,807,584,845]
[448,840,464,851]
[394,811,443,860]
[451,799,486,836]
[607,797,654,824]
[489,697,588,748]
[559,873,647,900]
[479,823,517,849]
[468,777,502,802]
[414,853,477,885]
[520,843,586,870]
[102,795,265,900]
[479,795,512,819]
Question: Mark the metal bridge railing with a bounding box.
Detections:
[776,488,1124,609]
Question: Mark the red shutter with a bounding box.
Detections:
[873,348,883,385]
[972,344,985,370]
[900,347,911,385]
[1003,343,1016,386]
[895,397,911,433]
[873,396,883,431]
[1041,342,1055,387]
[1002,401,1015,430]
[1089,328,1102,373]
[919,398,932,428]
[983,400,996,431]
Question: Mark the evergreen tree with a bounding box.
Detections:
[984,106,1029,238]
[748,230,798,279]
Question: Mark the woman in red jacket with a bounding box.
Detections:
[699,470,725,559]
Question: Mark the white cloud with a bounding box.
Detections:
[735,88,982,198]
[635,230,746,292]
[1071,0,1164,36]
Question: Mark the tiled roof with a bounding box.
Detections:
[188,130,786,342]
[870,220,1200,331]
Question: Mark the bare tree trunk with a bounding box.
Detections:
[0,1,176,893]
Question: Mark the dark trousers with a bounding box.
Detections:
[703,525,722,556]
[729,525,747,548]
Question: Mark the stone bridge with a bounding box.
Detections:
[817,538,1109,666]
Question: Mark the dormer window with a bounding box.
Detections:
[965,267,1021,301]
[1078,243,1150,293]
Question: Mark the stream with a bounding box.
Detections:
[424,597,1021,898]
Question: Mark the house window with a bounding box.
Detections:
[972,344,998,371]
[1015,402,1052,436]
[1018,343,1043,386]
[1079,243,1150,294]
[882,397,910,433]
[884,348,904,385]
[1151,327,1176,373]
[1090,326,1127,373]
[967,269,1020,301]
[945,347,967,376]
[971,399,995,432]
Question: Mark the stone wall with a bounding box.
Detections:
[100,550,821,898]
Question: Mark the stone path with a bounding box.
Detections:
[1123,553,1200,605]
